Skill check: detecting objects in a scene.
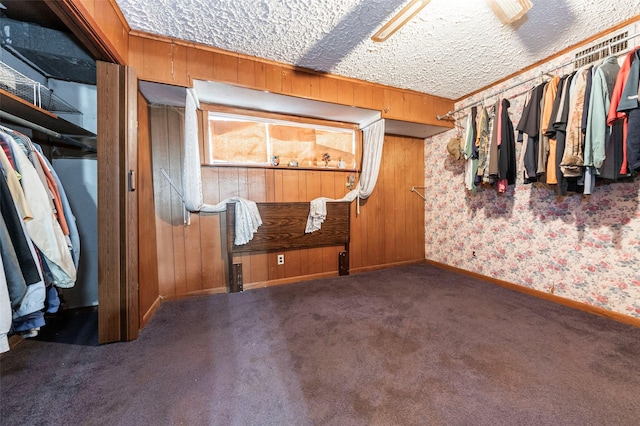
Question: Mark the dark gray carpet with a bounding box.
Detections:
[2,263,640,425]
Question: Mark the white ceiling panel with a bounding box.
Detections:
[116,0,640,100]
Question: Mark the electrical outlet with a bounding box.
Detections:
[277,254,285,265]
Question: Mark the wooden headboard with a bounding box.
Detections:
[224,202,350,291]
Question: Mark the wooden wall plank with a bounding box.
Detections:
[382,136,396,264]
[200,167,224,290]
[281,69,293,95]
[291,70,311,98]
[172,43,188,87]
[271,169,286,278]
[213,53,239,84]
[403,93,422,123]
[273,169,284,201]
[296,171,310,276]
[282,170,299,202]
[265,65,283,93]
[246,168,269,283]
[167,108,187,297]
[319,78,338,103]
[237,57,256,88]
[149,107,177,297]
[319,172,338,273]
[353,83,374,110]
[282,170,302,277]
[373,87,386,114]
[383,89,404,120]
[218,168,240,198]
[309,73,322,100]
[337,80,354,106]
[394,138,408,262]
[141,38,174,85]
[253,62,268,91]
[186,46,215,82]
[412,137,426,260]
[127,35,144,77]
[349,201,361,269]
[265,168,276,202]
[137,93,159,329]
[184,213,203,293]
[303,170,323,275]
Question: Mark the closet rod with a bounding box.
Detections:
[436,31,640,121]
[0,110,96,153]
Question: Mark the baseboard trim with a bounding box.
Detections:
[425,259,640,329]
[351,259,426,274]
[244,260,427,289]
[160,287,228,302]
[140,296,162,329]
[158,261,428,301]
[8,334,24,351]
[243,271,339,290]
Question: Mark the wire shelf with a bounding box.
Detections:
[0,61,81,114]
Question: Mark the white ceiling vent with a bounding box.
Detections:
[574,31,629,69]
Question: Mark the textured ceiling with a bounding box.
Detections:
[115,0,640,100]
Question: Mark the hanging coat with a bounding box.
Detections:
[498,99,516,187]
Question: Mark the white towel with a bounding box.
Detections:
[233,198,262,246]
[305,197,329,233]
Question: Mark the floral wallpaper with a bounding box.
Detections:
[424,23,640,319]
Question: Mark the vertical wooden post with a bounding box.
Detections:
[97,61,139,343]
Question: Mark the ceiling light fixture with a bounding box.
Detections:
[371,0,431,43]
[487,0,532,25]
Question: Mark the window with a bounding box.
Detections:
[205,110,358,169]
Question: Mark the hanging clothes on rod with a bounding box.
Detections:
[437,31,640,121]
[0,124,80,351]
[444,26,640,198]
[456,97,517,195]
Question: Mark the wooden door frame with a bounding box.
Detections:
[45,0,139,343]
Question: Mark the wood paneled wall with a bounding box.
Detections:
[149,106,425,298]
[67,0,454,129]
[127,33,454,127]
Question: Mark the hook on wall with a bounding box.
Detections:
[410,186,426,200]
[346,174,356,190]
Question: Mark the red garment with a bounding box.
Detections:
[607,47,640,175]
[0,137,15,169]
[497,178,508,193]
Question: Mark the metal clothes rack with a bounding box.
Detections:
[436,31,640,121]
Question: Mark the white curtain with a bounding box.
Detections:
[305,119,385,232]
[182,88,203,212]
[181,87,383,238]
[180,88,262,245]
